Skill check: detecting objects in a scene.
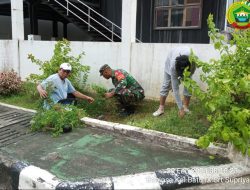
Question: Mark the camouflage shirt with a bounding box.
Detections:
[111,69,144,100]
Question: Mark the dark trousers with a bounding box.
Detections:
[58,93,77,105]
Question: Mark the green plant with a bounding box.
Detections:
[0,84,210,139]
[31,104,87,137]
[91,84,107,95]
[22,82,39,100]
[0,70,22,96]
[183,14,250,156]
[27,39,90,90]
[77,84,117,116]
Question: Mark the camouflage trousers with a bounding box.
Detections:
[110,88,145,105]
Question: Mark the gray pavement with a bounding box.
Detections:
[0,104,250,189]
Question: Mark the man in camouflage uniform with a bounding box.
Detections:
[99,64,145,115]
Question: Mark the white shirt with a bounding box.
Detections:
[164,46,191,75]
[164,46,192,110]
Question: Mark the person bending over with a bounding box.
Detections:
[153,47,196,118]
[99,64,145,116]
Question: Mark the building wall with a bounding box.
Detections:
[0,40,222,100]
[0,40,19,72]
[0,16,11,39]
[100,0,122,28]
[0,0,226,43]
[0,15,91,41]
[136,0,226,43]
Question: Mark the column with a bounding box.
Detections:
[11,0,24,40]
[122,0,137,43]
[224,0,230,31]
[121,0,137,72]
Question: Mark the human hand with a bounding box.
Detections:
[38,89,48,98]
[178,108,185,118]
[87,96,94,103]
[104,92,114,98]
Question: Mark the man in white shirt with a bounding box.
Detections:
[153,47,196,118]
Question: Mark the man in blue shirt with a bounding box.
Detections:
[37,63,94,109]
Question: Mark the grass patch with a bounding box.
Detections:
[0,87,209,139]
[0,82,42,110]
[0,94,41,110]
[104,99,209,139]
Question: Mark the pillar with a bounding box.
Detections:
[11,0,24,40]
[121,0,137,72]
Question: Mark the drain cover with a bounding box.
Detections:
[0,105,35,147]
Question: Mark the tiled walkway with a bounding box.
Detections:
[0,105,35,148]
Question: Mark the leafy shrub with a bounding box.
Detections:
[89,84,109,116]
[27,39,90,90]
[91,84,107,95]
[31,104,87,137]
[22,82,40,100]
[183,14,250,156]
[0,70,22,96]
[77,84,117,117]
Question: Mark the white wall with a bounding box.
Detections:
[131,43,221,99]
[0,40,221,99]
[18,41,122,90]
[0,40,19,72]
[19,41,55,78]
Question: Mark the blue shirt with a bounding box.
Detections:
[41,73,76,108]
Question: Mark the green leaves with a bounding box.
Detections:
[221,129,230,142]
[31,104,87,137]
[91,84,107,95]
[214,42,221,50]
[185,14,250,156]
[196,136,210,148]
[208,103,216,112]
[27,39,90,90]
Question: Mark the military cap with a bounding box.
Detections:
[99,64,110,76]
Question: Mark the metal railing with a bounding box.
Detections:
[48,0,142,42]
[53,0,120,41]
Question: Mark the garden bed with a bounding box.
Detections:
[0,82,209,140]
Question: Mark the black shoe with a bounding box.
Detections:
[63,125,72,133]
[119,107,135,116]
[126,105,135,113]
[119,109,130,117]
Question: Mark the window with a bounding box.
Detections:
[155,0,202,29]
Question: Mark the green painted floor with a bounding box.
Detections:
[1,127,230,181]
